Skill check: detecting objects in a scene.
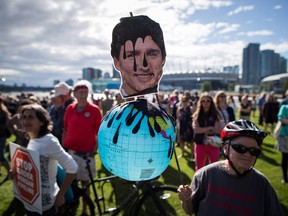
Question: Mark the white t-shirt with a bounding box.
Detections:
[26,133,78,212]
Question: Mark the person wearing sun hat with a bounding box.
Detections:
[54,82,74,107]
[63,80,102,216]
[49,82,74,143]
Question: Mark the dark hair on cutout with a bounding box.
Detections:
[111,15,166,60]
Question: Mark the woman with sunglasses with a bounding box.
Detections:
[192,92,222,171]
[178,119,284,216]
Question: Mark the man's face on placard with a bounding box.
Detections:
[113,35,165,97]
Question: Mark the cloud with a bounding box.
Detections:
[261,42,288,54]
[227,5,254,16]
[238,30,274,37]
[0,0,287,87]
[274,5,282,10]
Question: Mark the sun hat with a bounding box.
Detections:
[54,82,72,97]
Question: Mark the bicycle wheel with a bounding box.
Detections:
[131,185,185,216]
[71,183,96,216]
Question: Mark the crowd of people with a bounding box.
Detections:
[0,87,288,215]
[1,12,285,215]
[0,80,125,215]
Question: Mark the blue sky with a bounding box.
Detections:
[0,0,287,87]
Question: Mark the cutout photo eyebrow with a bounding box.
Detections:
[146,49,161,56]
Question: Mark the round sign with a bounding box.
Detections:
[98,99,176,181]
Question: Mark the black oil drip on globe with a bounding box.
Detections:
[104,99,174,158]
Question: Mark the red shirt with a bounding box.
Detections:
[63,102,102,152]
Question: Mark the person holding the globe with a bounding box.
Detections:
[178,119,285,215]
[63,80,102,216]
[111,14,166,98]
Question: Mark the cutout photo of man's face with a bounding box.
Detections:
[113,35,165,97]
[111,15,166,98]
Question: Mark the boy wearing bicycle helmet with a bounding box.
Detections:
[178,119,284,215]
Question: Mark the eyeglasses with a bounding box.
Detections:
[201,99,211,103]
[230,144,262,157]
[182,100,187,102]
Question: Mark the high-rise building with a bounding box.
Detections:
[112,65,121,78]
[261,50,277,78]
[242,43,261,85]
[82,67,102,81]
[65,79,74,87]
[243,43,287,87]
[280,57,287,74]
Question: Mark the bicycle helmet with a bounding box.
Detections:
[221,119,267,146]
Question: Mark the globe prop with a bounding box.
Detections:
[98,99,176,181]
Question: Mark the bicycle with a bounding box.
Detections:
[68,152,185,216]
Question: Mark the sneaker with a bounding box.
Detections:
[188,157,195,162]
[281,179,288,184]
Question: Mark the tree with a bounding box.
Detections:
[282,80,288,94]
[201,81,212,92]
[227,83,234,91]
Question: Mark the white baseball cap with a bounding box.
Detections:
[54,82,72,97]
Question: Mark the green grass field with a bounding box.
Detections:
[0,110,287,215]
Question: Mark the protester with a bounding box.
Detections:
[227,95,237,115]
[176,95,195,160]
[55,82,74,108]
[239,94,251,120]
[263,93,279,134]
[63,80,102,215]
[49,82,73,143]
[111,14,166,98]
[4,99,33,216]
[250,95,257,118]
[155,92,169,110]
[178,119,285,216]
[191,91,199,107]
[276,104,288,184]
[192,92,222,171]
[100,89,114,116]
[113,91,125,106]
[168,89,179,115]
[7,99,34,145]
[257,92,266,125]
[19,104,77,215]
[214,91,235,128]
[0,96,11,180]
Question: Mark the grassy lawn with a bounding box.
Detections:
[0,110,287,215]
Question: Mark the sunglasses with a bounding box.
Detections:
[230,144,262,157]
[201,99,211,103]
[220,95,226,98]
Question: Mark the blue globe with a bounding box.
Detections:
[98,99,176,181]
